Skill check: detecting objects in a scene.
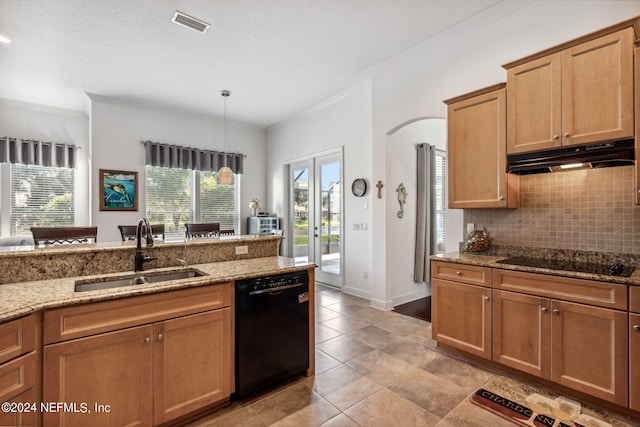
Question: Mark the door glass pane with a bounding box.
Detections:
[319,161,340,275]
[292,167,309,265]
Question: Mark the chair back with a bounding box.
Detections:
[118,224,165,242]
[185,222,220,238]
[31,226,98,246]
[219,229,235,236]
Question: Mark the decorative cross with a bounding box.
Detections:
[376,180,384,199]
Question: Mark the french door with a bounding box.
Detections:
[290,151,342,288]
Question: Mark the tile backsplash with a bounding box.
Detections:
[463,165,640,254]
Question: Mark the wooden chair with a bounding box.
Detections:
[118,224,165,242]
[185,222,220,238]
[31,226,98,246]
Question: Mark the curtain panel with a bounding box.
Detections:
[0,137,77,168]
[142,140,244,174]
[414,143,436,282]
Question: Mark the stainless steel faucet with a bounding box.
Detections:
[135,218,156,272]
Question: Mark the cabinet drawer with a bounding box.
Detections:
[432,261,491,287]
[44,282,231,344]
[630,286,640,313]
[0,352,37,403]
[0,386,39,427]
[493,270,626,310]
[0,314,36,365]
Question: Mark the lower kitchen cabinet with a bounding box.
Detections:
[493,270,628,406]
[493,290,550,378]
[43,325,154,426]
[154,309,231,424]
[43,283,232,426]
[494,289,629,406]
[433,260,633,410]
[551,300,627,406]
[0,387,40,427]
[0,313,40,427]
[432,278,492,359]
[629,313,640,411]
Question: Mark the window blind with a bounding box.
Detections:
[145,166,194,241]
[200,171,240,231]
[10,164,75,235]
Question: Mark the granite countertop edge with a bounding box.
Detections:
[431,252,640,286]
[0,256,316,323]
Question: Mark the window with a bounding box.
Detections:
[10,164,75,235]
[199,170,240,230]
[146,166,240,240]
[435,150,447,254]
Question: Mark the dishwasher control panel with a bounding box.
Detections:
[238,270,309,294]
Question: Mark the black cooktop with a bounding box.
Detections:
[496,257,635,277]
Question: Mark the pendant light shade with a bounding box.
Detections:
[219,89,234,185]
[218,165,233,184]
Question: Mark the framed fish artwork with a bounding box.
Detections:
[99,169,138,211]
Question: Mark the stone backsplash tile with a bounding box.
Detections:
[464,165,640,254]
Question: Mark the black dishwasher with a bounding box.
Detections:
[233,270,310,399]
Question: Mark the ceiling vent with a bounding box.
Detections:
[171,11,210,34]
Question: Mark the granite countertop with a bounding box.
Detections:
[0,256,315,323]
[432,251,640,286]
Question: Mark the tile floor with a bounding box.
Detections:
[188,284,638,427]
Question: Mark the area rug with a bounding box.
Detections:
[393,296,431,322]
[470,376,639,427]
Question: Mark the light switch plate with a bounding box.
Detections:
[235,245,248,255]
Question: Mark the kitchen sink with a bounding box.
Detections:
[74,269,207,292]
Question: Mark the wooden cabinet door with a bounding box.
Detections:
[432,278,492,359]
[561,28,634,146]
[550,300,628,406]
[507,53,562,154]
[153,308,231,424]
[43,325,153,427]
[447,85,515,208]
[630,313,640,412]
[493,290,550,378]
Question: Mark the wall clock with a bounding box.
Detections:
[351,178,367,197]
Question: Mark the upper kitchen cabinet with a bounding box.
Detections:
[504,24,636,154]
[445,84,519,209]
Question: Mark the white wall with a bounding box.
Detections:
[0,97,90,234]
[267,1,640,309]
[386,118,448,306]
[266,83,373,299]
[89,95,267,243]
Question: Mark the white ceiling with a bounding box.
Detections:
[0,0,505,127]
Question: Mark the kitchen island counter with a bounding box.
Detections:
[0,256,315,323]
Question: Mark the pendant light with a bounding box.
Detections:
[218,89,234,185]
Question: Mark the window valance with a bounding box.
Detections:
[142,140,244,174]
[0,137,77,168]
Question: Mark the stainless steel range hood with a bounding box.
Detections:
[507,139,635,175]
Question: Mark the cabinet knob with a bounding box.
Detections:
[498,196,505,200]
[541,307,548,313]
[144,337,151,344]
[483,296,489,301]
[553,135,559,140]
[633,325,640,332]
[563,133,570,138]
[157,333,164,341]
[456,271,462,275]
[552,309,560,315]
